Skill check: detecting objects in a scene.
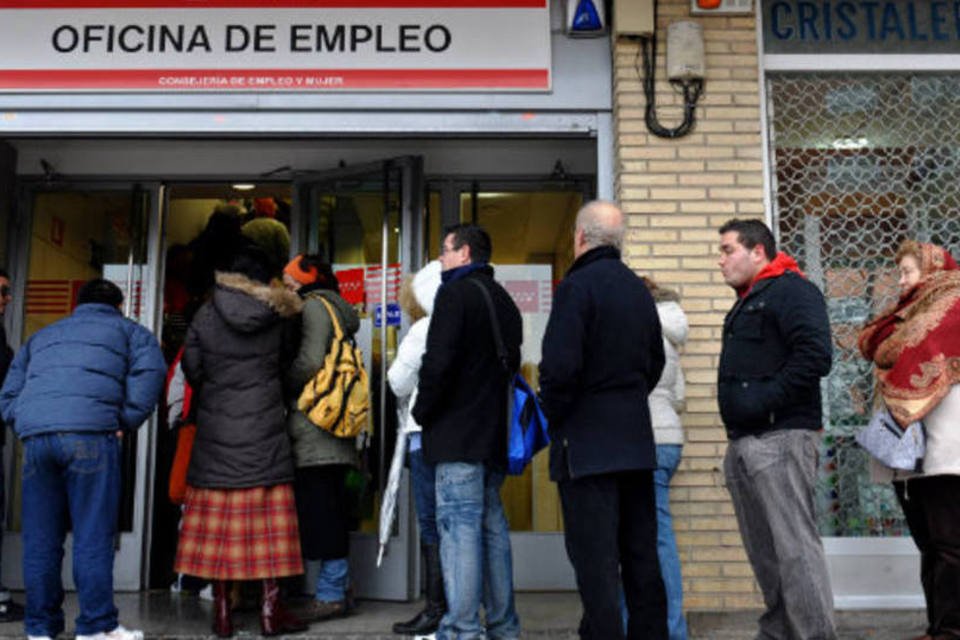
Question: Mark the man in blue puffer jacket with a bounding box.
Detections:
[0,279,166,640]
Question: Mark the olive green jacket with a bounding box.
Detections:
[286,289,361,468]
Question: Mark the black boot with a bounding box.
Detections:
[393,542,446,635]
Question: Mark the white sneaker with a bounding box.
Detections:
[413,635,436,640]
[198,584,214,601]
[27,635,53,640]
[76,625,144,640]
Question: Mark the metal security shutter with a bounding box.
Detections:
[767,73,960,537]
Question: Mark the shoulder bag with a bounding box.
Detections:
[855,405,925,472]
[468,278,549,475]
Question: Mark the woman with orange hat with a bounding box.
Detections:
[282,254,361,623]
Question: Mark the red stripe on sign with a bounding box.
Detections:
[0,69,549,90]
[0,0,546,7]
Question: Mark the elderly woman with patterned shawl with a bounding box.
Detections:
[858,240,960,640]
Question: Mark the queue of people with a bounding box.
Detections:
[0,198,954,640]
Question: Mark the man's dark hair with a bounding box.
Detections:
[77,279,124,307]
[443,223,492,264]
[719,218,777,261]
[0,268,9,281]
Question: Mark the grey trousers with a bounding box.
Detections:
[724,429,837,640]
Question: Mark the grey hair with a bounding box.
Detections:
[575,200,625,251]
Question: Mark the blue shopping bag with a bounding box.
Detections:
[507,373,550,476]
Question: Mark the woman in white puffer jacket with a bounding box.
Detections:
[387,260,444,637]
[645,278,689,640]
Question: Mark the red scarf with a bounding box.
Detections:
[858,243,960,425]
[739,252,805,298]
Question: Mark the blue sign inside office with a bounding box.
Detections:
[374,303,401,328]
[763,1,960,53]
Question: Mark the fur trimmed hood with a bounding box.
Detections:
[213,271,303,333]
[651,285,680,303]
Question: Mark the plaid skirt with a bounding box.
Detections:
[174,484,304,580]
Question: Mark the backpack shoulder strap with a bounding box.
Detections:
[315,295,345,341]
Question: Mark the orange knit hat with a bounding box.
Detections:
[283,255,318,285]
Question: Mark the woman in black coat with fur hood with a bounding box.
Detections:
[174,249,307,638]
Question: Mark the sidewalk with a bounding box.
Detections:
[0,591,927,639]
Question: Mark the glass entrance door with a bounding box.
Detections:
[295,156,424,601]
[2,182,163,591]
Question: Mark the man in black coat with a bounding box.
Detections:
[717,219,836,640]
[0,269,22,623]
[539,200,667,640]
[412,224,522,640]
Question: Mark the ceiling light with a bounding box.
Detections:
[831,137,869,150]
[232,183,256,191]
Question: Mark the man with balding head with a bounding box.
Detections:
[539,200,667,640]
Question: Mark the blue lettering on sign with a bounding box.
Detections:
[763,1,960,52]
[880,3,905,40]
[837,2,857,39]
[799,1,819,38]
[374,303,401,328]
[862,1,879,39]
[931,2,949,40]
[771,2,795,38]
[908,3,927,40]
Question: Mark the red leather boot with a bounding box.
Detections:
[260,578,308,636]
[212,581,234,638]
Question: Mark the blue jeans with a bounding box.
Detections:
[314,558,349,602]
[619,446,687,640]
[654,445,687,640]
[22,433,121,638]
[409,447,438,546]
[435,462,520,640]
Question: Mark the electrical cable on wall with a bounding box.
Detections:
[633,4,705,139]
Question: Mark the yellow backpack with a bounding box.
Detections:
[297,296,370,438]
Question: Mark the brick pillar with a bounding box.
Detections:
[613,0,766,610]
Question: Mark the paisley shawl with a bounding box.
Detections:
[858,243,960,425]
